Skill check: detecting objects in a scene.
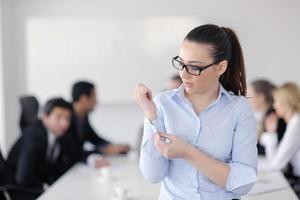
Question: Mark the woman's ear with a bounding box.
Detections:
[215,60,228,76]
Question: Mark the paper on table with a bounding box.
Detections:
[257,157,273,172]
[246,171,290,196]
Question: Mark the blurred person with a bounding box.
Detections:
[262,83,300,170]
[70,81,130,156]
[7,98,108,194]
[247,80,286,156]
[262,83,300,196]
[7,98,79,199]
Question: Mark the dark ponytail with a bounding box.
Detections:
[184,24,247,96]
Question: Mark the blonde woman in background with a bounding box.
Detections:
[262,83,300,196]
[248,80,286,156]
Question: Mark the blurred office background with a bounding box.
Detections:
[0,0,300,156]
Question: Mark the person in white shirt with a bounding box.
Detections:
[247,80,286,157]
[261,83,300,178]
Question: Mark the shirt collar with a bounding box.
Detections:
[169,83,234,102]
[47,129,56,147]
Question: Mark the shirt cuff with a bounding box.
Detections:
[226,162,257,196]
[142,138,163,159]
[141,118,164,159]
[147,117,164,133]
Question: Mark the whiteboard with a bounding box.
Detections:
[26,16,202,104]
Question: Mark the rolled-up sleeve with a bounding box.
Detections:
[226,98,258,196]
[139,95,169,184]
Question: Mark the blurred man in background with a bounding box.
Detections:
[7,98,78,199]
[70,81,130,157]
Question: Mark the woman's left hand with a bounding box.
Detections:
[153,132,193,159]
[265,113,278,133]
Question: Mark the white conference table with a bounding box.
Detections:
[243,157,299,200]
[38,155,160,200]
[38,155,298,200]
[243,171,298,200]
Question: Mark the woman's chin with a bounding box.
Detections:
[184,86,195,94]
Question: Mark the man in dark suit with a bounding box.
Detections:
[7,98,78,194]
[70,81,130,157]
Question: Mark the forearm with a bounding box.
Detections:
[185,145,230,188]
[140,142,169,183]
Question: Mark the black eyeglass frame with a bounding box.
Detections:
[172,56,219,76]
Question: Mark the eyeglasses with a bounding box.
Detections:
[172,56,218,76]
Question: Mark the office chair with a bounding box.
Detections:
[0,148,42,200]
[19,96,39,132]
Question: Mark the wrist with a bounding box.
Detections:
[146,113,157,121]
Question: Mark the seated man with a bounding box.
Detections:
[71,81,130,156]
[8,98,81,191]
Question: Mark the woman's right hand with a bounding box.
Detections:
[133,83,157,120]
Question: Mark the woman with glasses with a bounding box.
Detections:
[133,24,257,200]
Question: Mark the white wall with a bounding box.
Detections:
[25,16,201,104]
[13,0,300,89]
[0,0,7,155]
[2,0,300,151]
[1,0,24,154]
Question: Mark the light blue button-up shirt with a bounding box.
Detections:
[139,84,257,200]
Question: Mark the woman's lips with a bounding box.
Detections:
[183,82,193,88]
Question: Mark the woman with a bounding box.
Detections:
[133,24,257,200]
[263,83,300,177]
[248,80,286,156]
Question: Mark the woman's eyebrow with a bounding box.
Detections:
[178,56,206,65]
[189,60,206,64]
